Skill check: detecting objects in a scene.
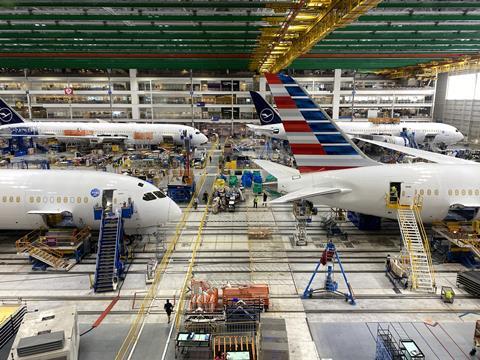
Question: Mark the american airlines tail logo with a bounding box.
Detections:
[0,108,13,123]
[260,108,274,124]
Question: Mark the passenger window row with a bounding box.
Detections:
[448,189,480,196]
[412,189,480,197]
[1,195,90,204]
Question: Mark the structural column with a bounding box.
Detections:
[129,69,140,121]
[332,69,342,120]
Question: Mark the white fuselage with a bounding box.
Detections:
[0,170,181,234]
[277,163,480,222]
[249,122,464,146]
[0,122,208,147]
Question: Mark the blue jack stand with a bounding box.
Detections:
[302,240,356,305]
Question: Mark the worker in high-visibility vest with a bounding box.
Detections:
[390,186,398,204]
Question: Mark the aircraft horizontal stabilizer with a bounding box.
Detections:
[269,187,350,204]
[253,159,300,179]
[356,138,475,165]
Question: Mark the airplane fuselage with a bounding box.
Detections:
[0,170,181,234]
[0,122,208,147]
[250,122,464,146]
[277,163,479,222]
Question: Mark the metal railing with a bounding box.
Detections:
[413,205,436,289]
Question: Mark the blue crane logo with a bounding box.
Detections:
[0,108,13,123]
[260,108,274,124]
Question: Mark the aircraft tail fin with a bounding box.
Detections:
[249,91,282,125]
[0,98,26,126]
[264,73,378,173]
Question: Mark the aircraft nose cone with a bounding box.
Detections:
[168,200,182,222]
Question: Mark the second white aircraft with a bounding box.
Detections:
[0,98,208,147]
[248,91,464,147]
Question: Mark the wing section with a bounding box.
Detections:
[253,159,300,179]
[28,210,64,215]
[357,138,476,165]
[269,187,350,204]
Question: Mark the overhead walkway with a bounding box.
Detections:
[387,194,436,293]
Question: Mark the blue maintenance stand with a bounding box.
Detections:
[302,240,356,305]
[167,181,196,203]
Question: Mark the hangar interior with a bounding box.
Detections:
[0,1,479,360]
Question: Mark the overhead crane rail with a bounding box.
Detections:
[251,0,384,72]
[377,55,480,79]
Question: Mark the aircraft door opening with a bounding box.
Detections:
[102,189,115,212]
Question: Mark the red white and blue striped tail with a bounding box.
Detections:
[265,73,378,173]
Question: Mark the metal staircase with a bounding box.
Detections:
[93,211,124,293]
[16,231,72,270]
[396,206,436,292]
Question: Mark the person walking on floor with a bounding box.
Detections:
[262,192,268,207]
[253,195,258,208]
[193,197,198,210]
[164,299,173,324]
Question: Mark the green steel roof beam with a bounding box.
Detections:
[0,14,269,22]
[338,25,480,32]
[3,2,269,8]
[0,24,264,32]
[314,44,480,49]
[291,58,443,70]
[0,43,255,51]
[309,47,479,53]
[0,57,252,71]
[318,39,480,45]
[358,14,480,22]
[0,57,438,71]
[0,48,253,54]
[0,39,255,45]
[378,2,480,8]
[1,32,259,40]
[326,32,480,40]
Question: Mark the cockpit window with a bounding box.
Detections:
[143,192,156,201]
[456,130,459,132]
[153,191,166,199]
[138,182,144,187]
[195,131,200,134]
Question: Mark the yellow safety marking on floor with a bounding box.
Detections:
[115,140,218,360]
[246,199,254,283]
[174,143,224,330]
[0,305,21,326]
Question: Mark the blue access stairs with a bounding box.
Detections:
[93,211,125,293]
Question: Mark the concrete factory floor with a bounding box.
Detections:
[0,148,478,360]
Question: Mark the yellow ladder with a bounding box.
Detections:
[388,196,436,292]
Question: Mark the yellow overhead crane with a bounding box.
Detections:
[251,0,383,73]
[376,55,480,79]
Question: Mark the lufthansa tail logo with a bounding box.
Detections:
[260,108,274,124]
[0,108,13,123]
